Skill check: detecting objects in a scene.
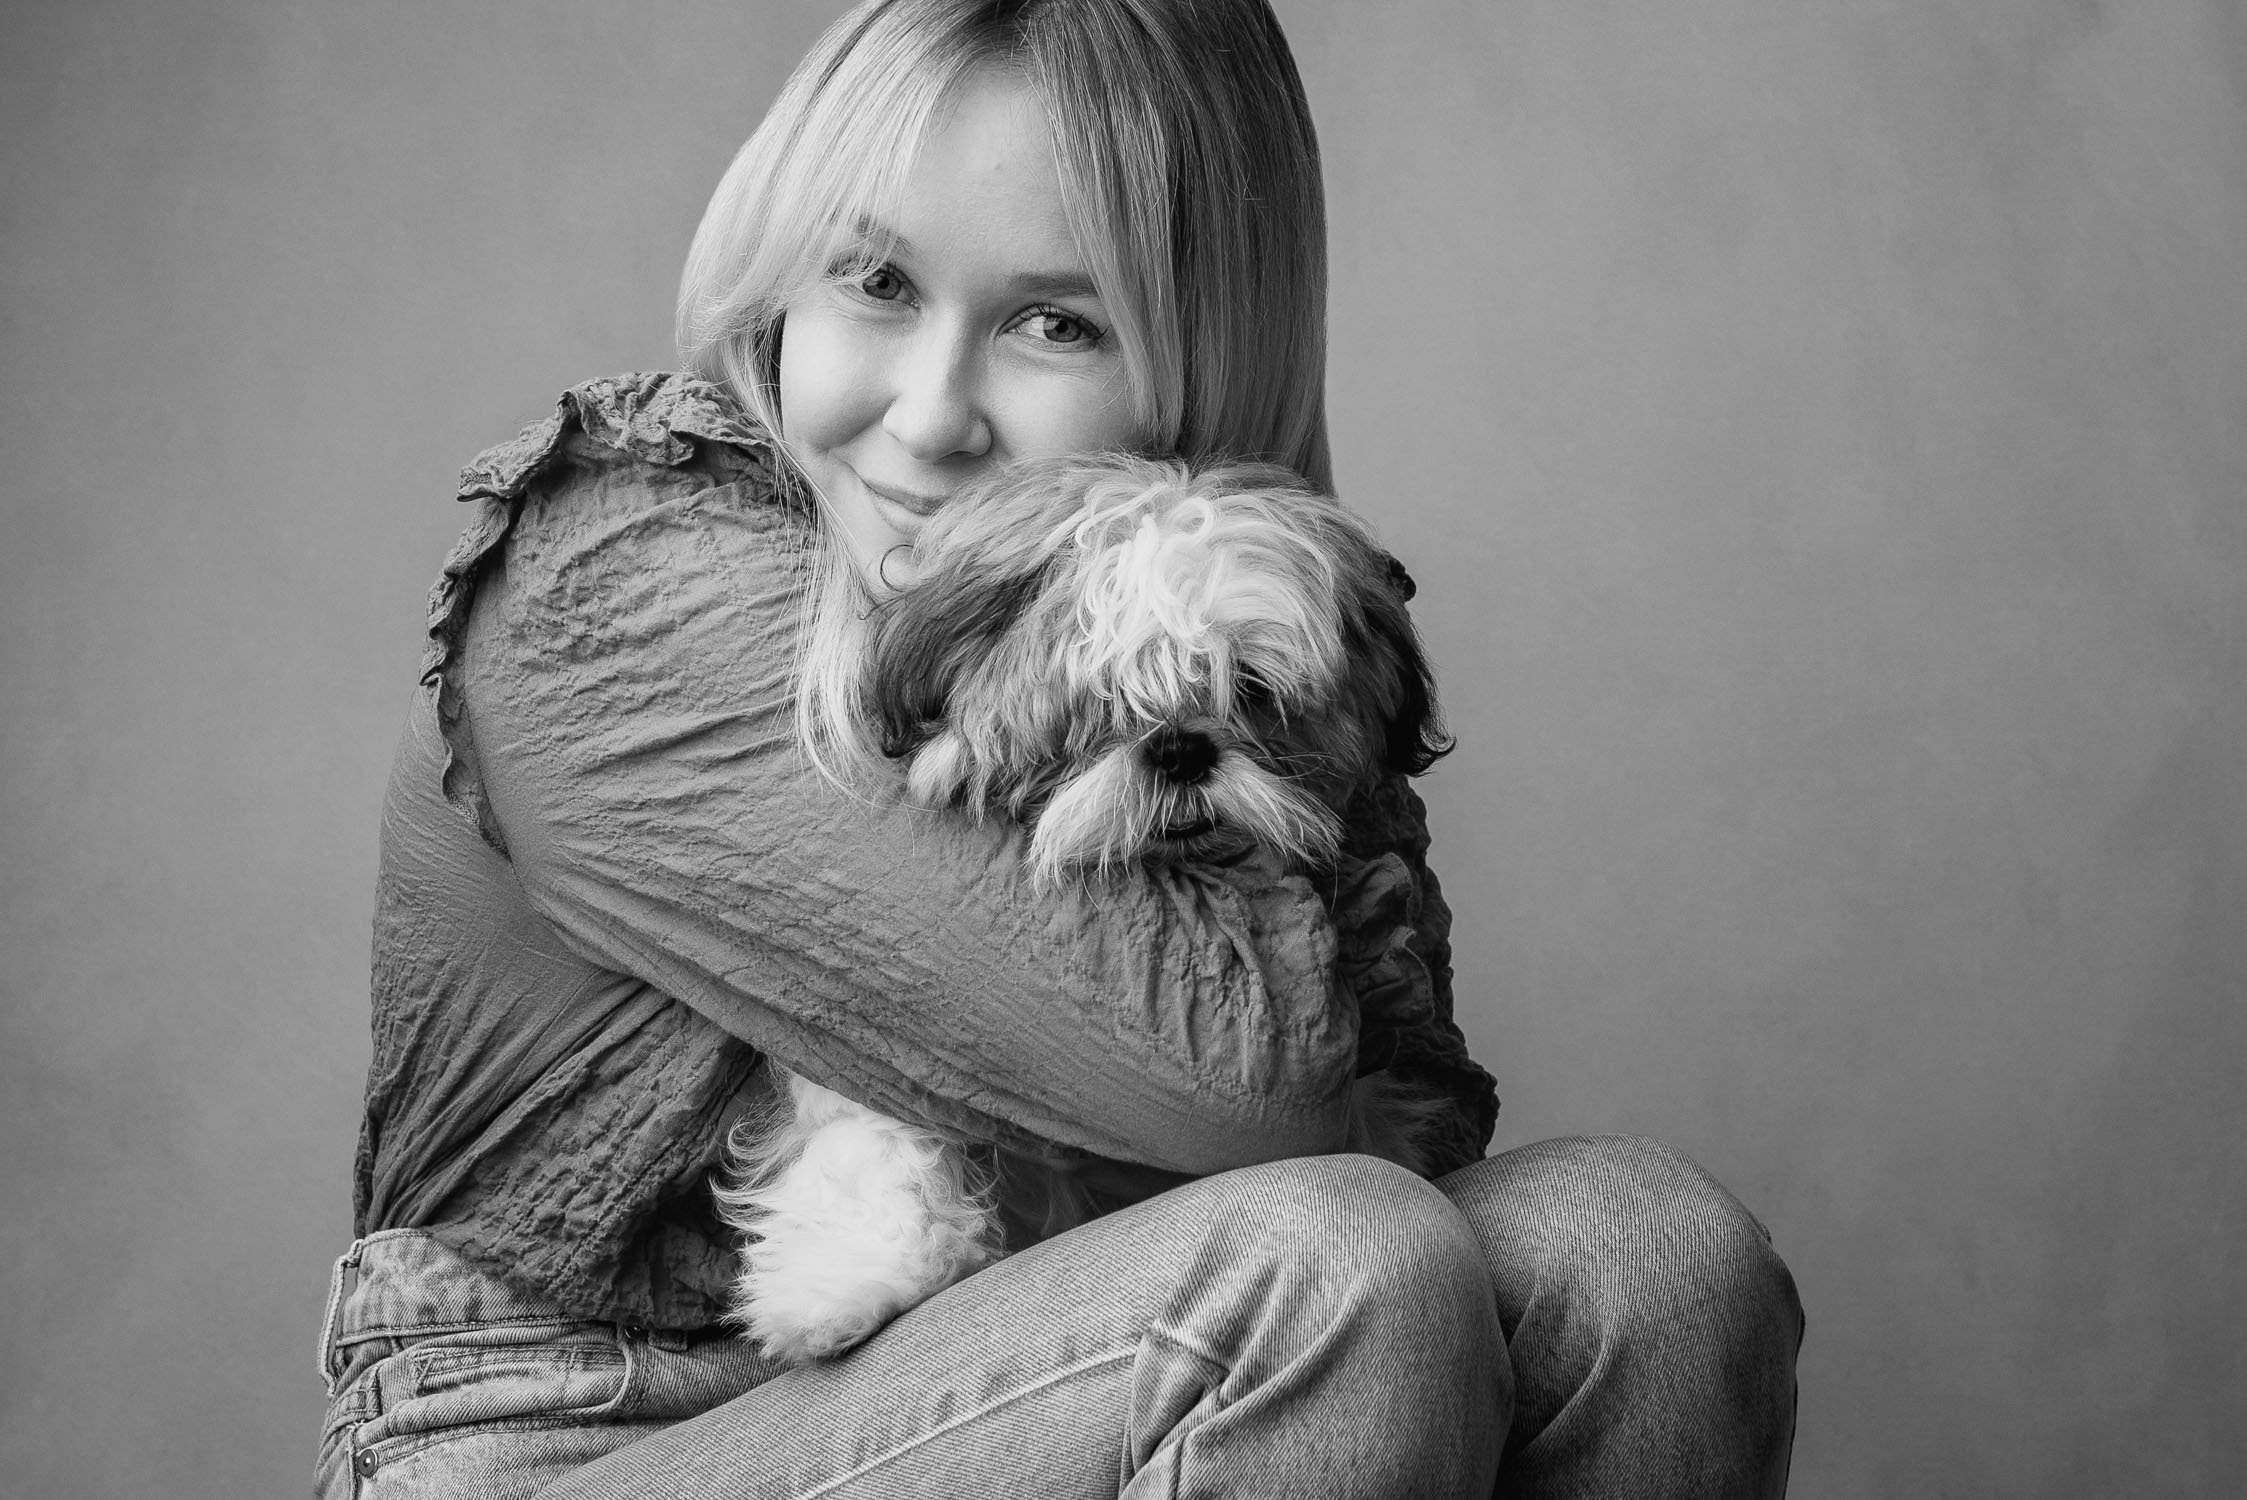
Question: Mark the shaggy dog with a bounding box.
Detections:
[719,453,1451,1365]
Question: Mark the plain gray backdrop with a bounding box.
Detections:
[3,1,2242,1494]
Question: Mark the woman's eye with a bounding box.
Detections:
[857,264,907,302]
[1017,307,1101,347]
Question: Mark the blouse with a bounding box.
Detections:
[352,372,1497,1328]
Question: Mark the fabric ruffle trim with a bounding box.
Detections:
[419,373,784,851]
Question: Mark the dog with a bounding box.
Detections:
[717,453,1452,1366]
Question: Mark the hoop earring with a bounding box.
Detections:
[877,543,913,594]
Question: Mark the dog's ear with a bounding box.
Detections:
[865,605,949,760]
[864,564,1050,760]
[1361,579,1453,778]
[1384,553,1417,602]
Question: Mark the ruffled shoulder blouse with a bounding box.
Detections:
[354,373,1497,1327]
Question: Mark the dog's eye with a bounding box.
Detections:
[1235,672,1275,711]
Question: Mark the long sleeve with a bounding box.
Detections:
[437,376,1388,1177]
[1334,777,1500,1176]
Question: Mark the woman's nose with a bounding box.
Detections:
[882,327,991,462]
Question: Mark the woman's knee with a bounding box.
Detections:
[1142,1154,1510,1484]
[1161,1153,1507,1374]
[1439,1137,1799,1494]
[1442,1135,1802,1359]
[1208,1153,1495,1299]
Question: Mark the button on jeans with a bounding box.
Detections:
[316,1140,1800,1498]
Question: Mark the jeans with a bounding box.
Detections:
[315,1138,1801,1499]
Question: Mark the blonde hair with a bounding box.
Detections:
[676,0,1331,777]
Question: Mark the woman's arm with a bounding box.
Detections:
[439,377,1392,1176]
[1335,776,1501,1177]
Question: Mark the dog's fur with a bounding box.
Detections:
[717,454,1452,1366]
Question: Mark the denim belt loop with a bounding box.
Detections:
[318,1238,367,1398]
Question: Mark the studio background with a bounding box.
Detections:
[4,1,2241,1494]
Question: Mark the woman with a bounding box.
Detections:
[319,2,1802,1495]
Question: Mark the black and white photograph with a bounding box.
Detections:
[3,1,2241,1495]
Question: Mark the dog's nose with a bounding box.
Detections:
[1144,725,1219,786]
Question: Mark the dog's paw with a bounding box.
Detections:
[720,1100,1006,1365]
[735,1211,998,1366]
[738,1265,898,1365]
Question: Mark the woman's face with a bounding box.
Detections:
[779,67,1141,587]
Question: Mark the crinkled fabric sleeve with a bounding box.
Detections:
[1334,777,1501,1176]
[445,382,1391,1176]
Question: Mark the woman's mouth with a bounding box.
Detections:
[860,478,948,518]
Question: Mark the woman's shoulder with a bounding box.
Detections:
[421,375,815,839]
[457,371,787,511]
[432,370,811,634]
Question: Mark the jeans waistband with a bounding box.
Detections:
[317,1229,595,1398]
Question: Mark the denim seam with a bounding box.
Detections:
[409,1343,623,1383]
[320,1380,380,1436]
[1141,1319,1233,1375]
[320,1240,368,1395]
[1130,1323,1238,1499]
[351,1410,666,1472]
[787,1346,1138,1500]
[349,1330,640,1467]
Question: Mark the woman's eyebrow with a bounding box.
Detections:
[1003,270,1100,300]
[843,216,905,261]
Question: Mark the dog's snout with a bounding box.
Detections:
[1144,725,1219,786]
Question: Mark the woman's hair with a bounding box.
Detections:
[676,0,1331,777]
